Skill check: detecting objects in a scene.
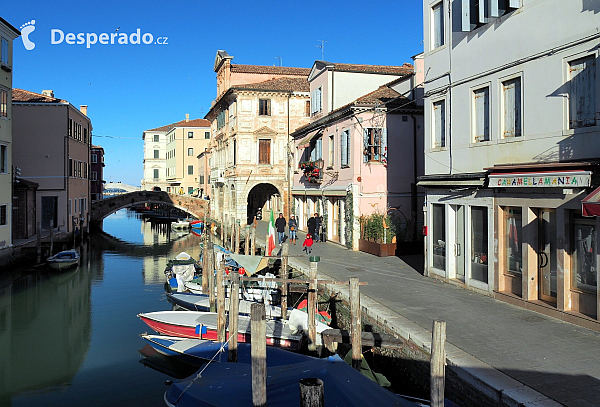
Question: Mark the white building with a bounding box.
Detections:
[421,0,600,327]
[141,125,168,191]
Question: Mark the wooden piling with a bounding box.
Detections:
[216,261,226,343]
[350,277,361,370]
[228,270,240,362]
[235,222,240,254]
[430,320,446,407]
[251,225,256,255]
[202,234,210,293]
[245,225,250,255]
[308,259,318,350]
[209,242,216,313]
[299,378,324,407]
[251,303,267,407]
[281,243,289,320]
[230,217,235,251]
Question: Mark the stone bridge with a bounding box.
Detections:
[90,191,208,227]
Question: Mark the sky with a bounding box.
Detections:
[4,1,424,187]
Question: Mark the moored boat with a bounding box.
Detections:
[46,249,80,270]
[166,292,283,318]
[172,220,191,230]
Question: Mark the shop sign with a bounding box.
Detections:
[489,171,591,188]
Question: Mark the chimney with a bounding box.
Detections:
[185,113,189,122]
[42,90,54,98]
[80,105,88,116]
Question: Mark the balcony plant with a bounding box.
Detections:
[299,160,322,183]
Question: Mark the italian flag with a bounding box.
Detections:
[267,209,276,256]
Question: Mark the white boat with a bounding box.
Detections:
[172,220,191,230]
[46,249,80,270]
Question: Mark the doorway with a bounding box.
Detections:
[538,209,557,304]
[454,205,465,282]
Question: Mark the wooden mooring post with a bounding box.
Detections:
[251,303,267,407]
[308,257,318,350]
[228,270,240,362]
[36,222,42,263]
[280,243,289,320]
[244,225,250,255]
[430,320,446,407]
[350,277,361,370]
[299,378,324,407]
[235,221,240,254]
[251,225,256,255]
[209,243,216,313]
[220,214,224,243]
[202,234,210,294]
[216,261,226,343]
[230,217,235,251]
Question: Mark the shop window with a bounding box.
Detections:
[432,204,446,270]
[572,215,597,293]
[471,206,488,283]
[505,208,522,275]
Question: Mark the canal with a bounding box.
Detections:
[0,209,201,407]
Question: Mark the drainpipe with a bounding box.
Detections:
[287,92,292,219]
[410,113,418,242]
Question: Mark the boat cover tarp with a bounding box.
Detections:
[228,254,269,276]
[165,353,417,407]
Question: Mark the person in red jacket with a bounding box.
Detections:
[302,234,314,255]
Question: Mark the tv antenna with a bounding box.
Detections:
[274,56,282,66]
[316,40,327,60]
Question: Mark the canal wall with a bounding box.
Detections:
[0,230,74,269]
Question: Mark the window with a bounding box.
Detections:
[328,135,334,167]
[167,187,171,193]
[311,87,322,115]
[0,145,6,173]
[233,139,237,166]
[502,77,522,137]
[0,205,6,225]
[572,215,597,293]
[91,154,97,163]
[432,204,446,270]
[504,208,522,275]
[69,119,72,137]
[188,131,193,138]
[154,149,159,159]
[473,87,490,142]
[187,165,194,175]
[310,137,322,161]
[433,100,446,147]
[217,110,226,130]
[154,134,159,142]
[188,187,194,194]
[199,175,205,184]
[68,199,71,216]
[0,88,7,118]
[91,171,97,181]
[0,38,8,66]
[258,99,271,116]
[153,169,159,179]
[340,130,350,167]
[432,2,444,49]
[188,148,194,156]
[305,101,311,117]
[84,128,88,144]
[471,207,488,283]
[363,128,387,162]
[69,158,73,176]
[259,139,271,164]
[205,131,210,139]
[569,56,597,129]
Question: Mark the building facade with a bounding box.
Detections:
[165,116,211,195]
[421,0,600,327]
[205,51,311,224]
[141,126,168,191]
[12,89,92,233]
[291,60,423,248]
[0,18,20,248]
[197,150,211,200]
[90,145,105,201]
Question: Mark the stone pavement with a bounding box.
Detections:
[249,220,600,407]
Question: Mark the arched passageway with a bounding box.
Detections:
[246,183,282,224]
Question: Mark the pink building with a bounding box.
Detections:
[90,145,105,200]
[291,59,424,249]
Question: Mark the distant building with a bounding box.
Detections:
[12,89,92,233]
[165,115,211,195]
[0,17,20,248]
[90,145,105,200]
[197,149,211,200]
[141,124,169,191]
[205,50,311,224]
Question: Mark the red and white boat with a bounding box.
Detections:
[138,311,305,351]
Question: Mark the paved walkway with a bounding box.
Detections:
[248,221,600,407]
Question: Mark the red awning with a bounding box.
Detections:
[582,186,600,217]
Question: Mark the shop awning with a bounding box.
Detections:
[582,186,600,217]
[417,178,485,187]
[297,130,323,149]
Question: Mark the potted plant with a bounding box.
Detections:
[358,212,397,257]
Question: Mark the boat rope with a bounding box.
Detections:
[174,334,235,403]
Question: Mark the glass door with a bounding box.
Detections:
[538,209,557,304]
[455,205,465,282]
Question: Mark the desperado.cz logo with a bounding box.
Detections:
[51,28,168,48]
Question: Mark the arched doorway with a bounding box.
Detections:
[246,183,281,224]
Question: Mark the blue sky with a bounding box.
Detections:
[4,1,424,187]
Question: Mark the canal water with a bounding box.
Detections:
[0,209,202,407]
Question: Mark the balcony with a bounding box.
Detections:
[299,160,323,184]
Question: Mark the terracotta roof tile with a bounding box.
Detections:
[12,88,66,104]
[230,64,310,76]
[232,77,309,92]
[146,118,210,132]
[355,86,407,105]
[325,62,413,75]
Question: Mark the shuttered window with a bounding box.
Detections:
[259,139,271,164]
[0,88,7,117]
[328,135,334,167]
[502,78,521,137]
[569,56,597,129]
[363,128,386,162]
[311,87,322,115]
[340,130,350,167]
[310,137,322,161]
[259,99,271,116]
[432,2,444,49]
[433,100,446,147]
[474,87,490,142]
[153,169,159,179]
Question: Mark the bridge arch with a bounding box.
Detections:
[91,191,207,227]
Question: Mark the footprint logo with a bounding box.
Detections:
[20,20,36,51]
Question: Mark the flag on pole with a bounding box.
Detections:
[267,209,276,256]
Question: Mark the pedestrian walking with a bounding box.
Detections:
[275,213,286,245]
[314,213,321,242]
[302,234,314,255]
[288,215,298,244]
[307,213,316,240]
